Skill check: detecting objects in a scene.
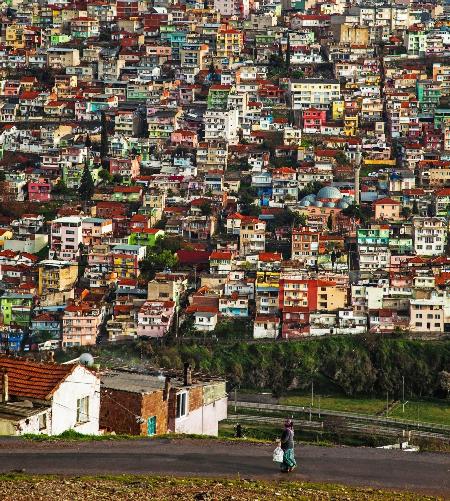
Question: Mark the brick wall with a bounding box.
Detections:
[188,386,203,412]
[100,388,142,435]
[101,388,171,436]
[140,390,168,435]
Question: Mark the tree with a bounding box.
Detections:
[139,248,178,280]
[438,371,450,398]
[285,32,291,68]
[199,201,212,216]
[335,151,347,165]
[327,214,333,230]
[79,161,94,201]
[412,200,419,215]
[401,206,412,219]
[100,111,108,160]
[85,134,92,148]
[98,169,112,183]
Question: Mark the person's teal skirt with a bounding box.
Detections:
[281,448,296,471]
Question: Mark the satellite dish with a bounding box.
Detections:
[79,353,95,367]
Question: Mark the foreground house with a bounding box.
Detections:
[100,364,227,436]
[0,357,100,435]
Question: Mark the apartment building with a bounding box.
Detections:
[289,79,341,110]
[62,303,105,347]
[239,218,266,256]
[50,216,85,261]
[412,217,447,256]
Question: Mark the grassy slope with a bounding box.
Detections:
[280,394,388,415]
[389,399,450,425]
[0,474,440,501]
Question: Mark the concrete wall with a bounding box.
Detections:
[174,396,227,436]
[4,234,48,253]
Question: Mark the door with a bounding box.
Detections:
[147,416,156,436]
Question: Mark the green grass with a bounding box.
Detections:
[389,399,450,426]
[280,394,389,415]
[23,430,141,441]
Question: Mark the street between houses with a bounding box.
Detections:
[0,438,448,496]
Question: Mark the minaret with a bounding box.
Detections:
[355,157,361,206]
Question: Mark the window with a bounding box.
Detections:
[76,396,90,423]
[39,413,47,430]
[176,392,187,418]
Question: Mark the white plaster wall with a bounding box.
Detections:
[51,365,100,435]
[174,396,228,436]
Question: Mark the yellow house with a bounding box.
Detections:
[216,28,243,59]
[0,229,13,247]
[5,25,25,49]
[332,101,344,120]
[316,282,348,311]
[38,260,78,296]
[344,114,358,136]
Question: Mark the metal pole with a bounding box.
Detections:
[386,391,389,417]
[402,376,405,414]
[234,387,237,414]
[318,395,321,419]
[311,379,314,407]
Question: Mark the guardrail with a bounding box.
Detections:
[231,401,450,435]
[226,413,450,443]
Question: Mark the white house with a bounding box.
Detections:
[0,357,100,436]
[194,310,218,331]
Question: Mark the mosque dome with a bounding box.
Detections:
[302,194,317,202]
[317,186,343,200]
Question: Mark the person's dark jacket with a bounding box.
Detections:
[280,428,294,451]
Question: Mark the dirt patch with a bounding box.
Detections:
[0,475,439,501]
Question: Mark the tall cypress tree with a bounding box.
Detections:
[79,157,94,201]
[100,111,108,160]
[286,32,291,69]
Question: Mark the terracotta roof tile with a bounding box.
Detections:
[0,357,77,400]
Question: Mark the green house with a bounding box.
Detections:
[207,85,231,110]
[357,227,390,246]
[0,294,33,326]
[128,229,165,247]
[416,80,441,113]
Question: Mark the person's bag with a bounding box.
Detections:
[273,446,284,463]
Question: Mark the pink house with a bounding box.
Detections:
[137,300,175,338]
[28,179,51,202]
[109,157,140,180]
[62,303,105,347]
[171,129,198,148]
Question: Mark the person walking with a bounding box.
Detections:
[280,419,296,472]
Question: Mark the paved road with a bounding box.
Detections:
[0,439,448,496]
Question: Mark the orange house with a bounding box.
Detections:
[373,197,401,220]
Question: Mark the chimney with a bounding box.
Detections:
[163,376,171,401]
[183,362,192,386]
[1,370,8,404]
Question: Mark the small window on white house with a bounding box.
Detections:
[39,413,47,430]
[76,396,90,423]
[176,392,187,418]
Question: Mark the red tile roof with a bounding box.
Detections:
[0,357,77,400]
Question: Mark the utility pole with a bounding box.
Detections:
[234,387,237,414]
[318,395,321,419]
[402,376,405,414]
[311,379,314,407]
